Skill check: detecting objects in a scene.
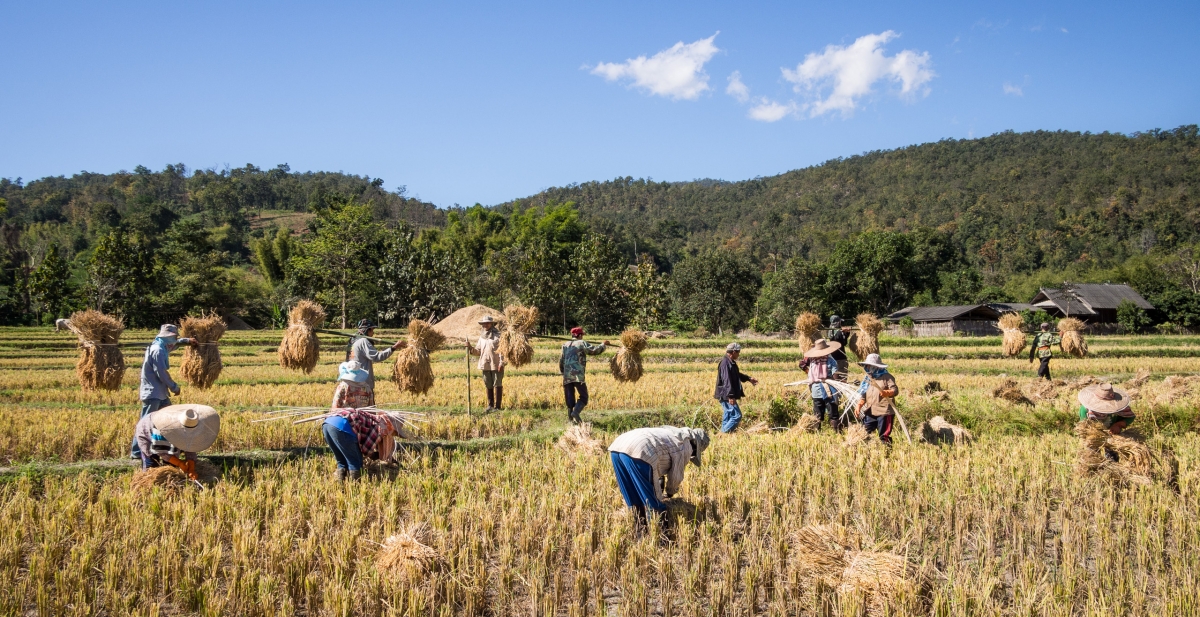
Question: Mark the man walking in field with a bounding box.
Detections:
[827,315,851,376]
[132,324,196,459]
[713,342,758,433]
[559,326,609,424]
[467,315,505,411]
[1029,322,1061,381]
[347,319,406,401]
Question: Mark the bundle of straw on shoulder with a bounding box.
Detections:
[68,309,126,391]
[393,319,446,395]
[499,304,537,368]
[853,313,884,358]
[998,313,1026,357]
[278,300,325,373]
[180,313,226,389]
[795,312,822,354]
[1058,318,1088,358]
[609,328,647,383]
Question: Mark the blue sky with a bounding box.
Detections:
[1,1,1196,207]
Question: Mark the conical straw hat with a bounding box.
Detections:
[151,404,220,452]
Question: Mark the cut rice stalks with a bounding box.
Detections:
[68,309,126,391]
[180,313,226,389]
[918,416,973,446]
[1074,420,1177,488]
[557,422,607,455]
[1058,317,1088,358]
[130,459,221,492]
[999,313,1026,357]
[795,312,822,354]
[376,523,440,580]
[609,328,647,383]
[499,304,538,368]
[791,523,928,617]
[393,319,446,395]
[853,313,884,358]
[278,300,325,373]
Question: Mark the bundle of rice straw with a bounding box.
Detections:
[179,313,226,389]
[278,301,325,373]
[791,413,821,433]
[557,423,607,455]
[393,319,445,395]
[1074,420,1177,487]
[918,416,973,446]
[130,459,221,492]
[1025,379,1059,402]
[795,312,822,354]
[376,523,439,579]
[791,524,927,617]
[1125,368,1152,389]
[742,421,772,434]
[999,313,1026,357]
[68,310,126,391]
[1155,375,1197,405]
[1058,318,1088,357]
[853,313,884,358]
[499,304,538,368]
[991,379,1032,405]
[609,328,647,383]
[844,424,871,447]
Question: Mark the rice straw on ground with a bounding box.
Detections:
[556,423,607,455]
[918,416,973,446]
[130,459,220,492]
[376,523,439,579]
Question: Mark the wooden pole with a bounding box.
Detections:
[465,347,472,417]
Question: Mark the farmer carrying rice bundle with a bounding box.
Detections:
[803,338,843,431]
[131,324,197,459]
[714,343,758,433]
[347,319,406,399]
[855,353,898,445]
[133,404,220,477]
[559,326,609,425]
[466,315,505,411]
[828,315,851,376]
[1029,322,1062,381]
[609,426,709,535]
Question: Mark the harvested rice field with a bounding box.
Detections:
[2,326,1199,616]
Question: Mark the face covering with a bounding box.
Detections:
[867,367,887,379]
[157,336,178,351]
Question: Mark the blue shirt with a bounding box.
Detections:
[324,415,354,435]
[810,357,839,399]
[138,339,178,401]
[857,368,890,397]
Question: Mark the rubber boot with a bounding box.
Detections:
[334,467,346,482]
[494,386,504,410]
[485,388,495,412]
[347,469,361,481]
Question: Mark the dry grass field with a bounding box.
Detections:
[2,327,1199,616]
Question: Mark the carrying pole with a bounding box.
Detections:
[465,347,472,417]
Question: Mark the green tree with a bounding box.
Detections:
[288,198,386,327]
[670,249,761,334]
[29,244,72,320]
[824,231,915,316]
[629,255,670,329]
[155,220,239,316]
[378,225,472,324]
[751,257,829,332]
[569,233,633,333]
[1116,299,1151,333]
[86,230,160,325]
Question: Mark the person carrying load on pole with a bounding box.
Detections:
[466,315,505,411]
[827,315,851,376]
[133,404,220,478]
[855,353,898,445]
[332,361,374,409]
[805,338,843,431]
[714,342,758,433]
[559,326,609,425]
[132,324,197,459]
[347,318,406,399]
[608,426,709,535]
[1029,322,1062,381]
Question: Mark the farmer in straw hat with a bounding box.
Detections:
[855,353,899,444]
[804,338,843,430]
[322,394,408,481]
[609,426,710,534]
[827,315,851,376]
[1029,322,1061,381]
[714,342,758,433]
[347,318,406,400]
[131,324,198,459]
[466,315,505,411]
[1078,383,1135,436]
[133,404,220,478]
[332,361,374,409]
[559,326,609,425]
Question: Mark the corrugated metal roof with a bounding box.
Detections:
[887,304,1002,322]
[989,302,1037,313]
[1032,284,1154,312]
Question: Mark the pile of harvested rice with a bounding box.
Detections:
[1074,420,1177,488]
[1125,368,1152,389]
[68,310,126,391]
[393,319,446,395]
[130,459,221,492]
[1058,318,1088,357]
[795,312,822,354]
[179,313,226,389]
[430,304,503,345]
[844,424,871,447]
[1025,379,1059,402]
[918,416,973,446]
[853,313,884,358]
[791,524,927,616]
[999,313,1026,357]
[499,304,537,368]
[557,423,607,455]
[376,523,439,579]
[1155,375,1199,405]
[742,421,772,435]
[992,379,1032,405]
[609,328,647,383]
[922,381,943,394]
[278,301,325,373]
[792,413,821,433]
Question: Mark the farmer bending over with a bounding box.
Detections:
[1079,382,1135,440]
[133,404,220,479]
[132,324,197,459]
[332,361,374,409]
[855,353,898,444]
[714,343,757,433]
[559,326,609,425]
[322,401,407,481]
[609,426,709,534]
[467,315,505,411]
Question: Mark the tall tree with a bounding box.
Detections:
[669,249,761,334]
[86,230,159,325]
[288,198,385,327]
[29,243,72,320]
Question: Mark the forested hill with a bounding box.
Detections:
[505,126,1200,274]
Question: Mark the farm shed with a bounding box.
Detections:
[886,304,1003,337]
[1030,284,1154,323]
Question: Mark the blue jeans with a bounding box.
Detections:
[131,397,171,457]
[611,452,665,513]
[322,423,363,471]
[720,400,742,433]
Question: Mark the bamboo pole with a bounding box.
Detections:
[465,347,472,417]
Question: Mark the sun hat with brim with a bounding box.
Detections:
[1078,383,1131,414]
[156,324,180,339]
[151,404,220,453]
[726,342,742,352]
[857,353,888,369]
[338,361,369,383]
[677,427,710,466]
[804,338,842,358]
[478,315,496,325]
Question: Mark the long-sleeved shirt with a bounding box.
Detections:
[857,370,898,417]
[713,356,752,401]
[139,340,178,401]
[326,408,394,458]
[559,339,605,384]
[1030,332,1061,360]
[134,412,195,463]
[471,328,504,371]
[828,329,849,366]
[348,336,394,390]
[608,427,694,503]
[332,380,374,409]
[809,356,838,399]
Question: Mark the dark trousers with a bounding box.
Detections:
[564,382,589,417]
[1037,357,1052,380]
[863,414,895,444]
[131,397,171,457]
[322,423,364,471]
[813,397,841,430]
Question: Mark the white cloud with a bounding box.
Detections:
[781,31,934,117]
[590,33,720,100]
[1060,27,1069,34]
[726,71,750,103]
[1003,82,1023,96]
[747,98,797,122]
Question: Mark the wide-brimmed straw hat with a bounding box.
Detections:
[1078,383,1130,414]
[151,404,220,453]
[857,353,888,369]
[804,338,842,358]
[156,324,180,339]
[478,315,496,325]
[338,361,369,383]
